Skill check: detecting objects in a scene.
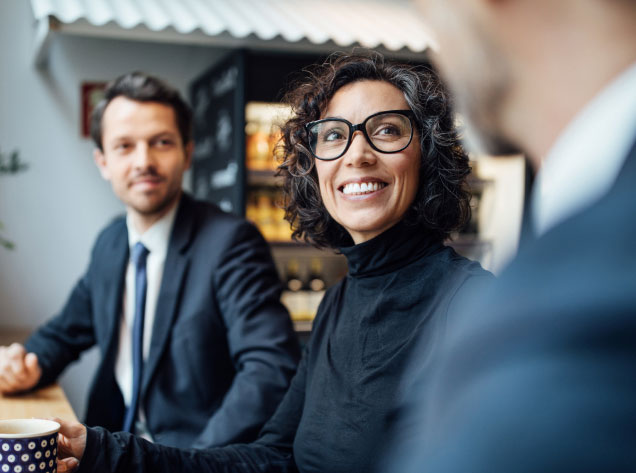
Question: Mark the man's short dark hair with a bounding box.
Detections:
[278,51,472,248]
[90,72,193,151]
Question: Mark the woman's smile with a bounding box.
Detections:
[339,178,388,197]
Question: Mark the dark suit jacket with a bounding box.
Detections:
[382,140,636,472]
[25,193,300,449]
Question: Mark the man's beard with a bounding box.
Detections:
[133,189,179,216]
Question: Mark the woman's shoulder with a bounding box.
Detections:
[421,246,495,312]
[435,247,495,320]
[436,245,494,279]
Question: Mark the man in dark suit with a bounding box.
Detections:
[379,0,636,471]
[0,72,300,450]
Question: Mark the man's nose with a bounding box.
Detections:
[132,143,154,168]
[343,131,376,167]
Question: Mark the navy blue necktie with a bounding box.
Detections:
[122,242,150,433]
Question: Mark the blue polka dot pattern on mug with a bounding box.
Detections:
[0,420,59,473]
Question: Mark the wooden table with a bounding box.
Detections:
[0,385,78,421]
[0,328,77,421]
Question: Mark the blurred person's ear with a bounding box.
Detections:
[93,148,110,181]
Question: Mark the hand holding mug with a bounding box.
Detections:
[54,418,86,473]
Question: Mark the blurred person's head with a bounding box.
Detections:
[414,0,636,164]
[278,52,471,248]
[91,72,193,232]
[91,72,193,151]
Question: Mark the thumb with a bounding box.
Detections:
[52,417,87,461]
[24,352,40,371]
[24,352,42,381]
[55,417,84,438]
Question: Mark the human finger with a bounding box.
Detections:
[6,343,27,361]
[7,343,28,378]
[23,352,42,384]
[56,457,80,472]
[0,364,21,391]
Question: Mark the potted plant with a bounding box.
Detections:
[0,147,28,249]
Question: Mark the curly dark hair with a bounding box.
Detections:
[277,51,471,249]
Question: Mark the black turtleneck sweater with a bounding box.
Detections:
[78,222,493,473]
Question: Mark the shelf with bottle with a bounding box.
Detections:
[279,256,346,331]
[245,186,293,243]
[245,101,292,173]
[244,102,294,244]
[446,158,497,269]
[247,169,283,187]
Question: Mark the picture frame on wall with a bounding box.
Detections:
[81,82,107,138]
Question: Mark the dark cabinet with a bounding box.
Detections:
[189,50,344,333]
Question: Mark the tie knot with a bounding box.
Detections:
[131,242,149,268]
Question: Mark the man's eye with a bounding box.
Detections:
[155,138,175,148]
[115,143,132,152]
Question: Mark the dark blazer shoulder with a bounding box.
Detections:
[184,195,248,226]
[407,138,636,473]
[93,214,127,248]
[500,138,636,294]
[179,194,264,249]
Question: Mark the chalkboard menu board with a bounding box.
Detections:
[190,50,246,216]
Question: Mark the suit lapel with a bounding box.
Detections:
[102,223,129,360]
[142,195,195,396]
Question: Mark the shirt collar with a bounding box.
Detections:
[532,61,636,236]
[126,198,180,257]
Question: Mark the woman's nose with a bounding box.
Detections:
[343,131,376,167]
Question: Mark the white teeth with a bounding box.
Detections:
[341,182,385,195]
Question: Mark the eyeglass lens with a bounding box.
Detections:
[308,112,412,160]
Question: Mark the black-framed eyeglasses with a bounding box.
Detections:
[305,110,415,161]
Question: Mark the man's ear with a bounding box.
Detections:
[93,148,110,181]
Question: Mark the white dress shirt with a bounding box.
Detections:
[532,61,636,236]
[114,200,179,440]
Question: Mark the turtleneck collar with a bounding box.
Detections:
[339,221,443,278]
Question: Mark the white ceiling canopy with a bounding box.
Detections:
[29,0,438,67]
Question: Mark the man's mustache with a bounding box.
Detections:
[130,169,163,181]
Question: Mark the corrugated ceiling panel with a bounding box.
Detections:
[30,0,436,52]
[179,0,225,35]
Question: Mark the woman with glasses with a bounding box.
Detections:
[55,52,492,473]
